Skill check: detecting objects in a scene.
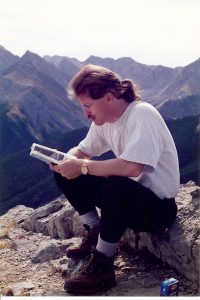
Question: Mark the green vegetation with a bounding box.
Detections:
[165,114,199,186]
[0,103,34,157]
[0,127,89,215]
[166,114,199,169]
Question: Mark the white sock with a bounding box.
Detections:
[96,236,118,257]
[80,209,100,228]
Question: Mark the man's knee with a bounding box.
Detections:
[53,172,71,192]
[54,172,64,184]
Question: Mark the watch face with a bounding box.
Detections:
[82,166,87,174]
[81,162,88,174]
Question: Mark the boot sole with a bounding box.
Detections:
[66,253,91,260]
[64,280,116,295]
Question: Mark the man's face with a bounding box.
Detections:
[78,93,112,126]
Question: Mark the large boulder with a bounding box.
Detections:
[121,181,200,290]
[22,195,75,239]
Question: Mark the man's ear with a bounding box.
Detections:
[106,92,114,103]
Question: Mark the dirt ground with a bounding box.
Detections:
[0,235,198,296]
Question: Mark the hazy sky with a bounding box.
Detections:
[0,0,199,67]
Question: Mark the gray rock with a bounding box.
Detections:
[138,274,160,288]
[1,205,34,225]
[121,181,200,289]
[31,237,80,263]
[5,281,35,296]
[22,196,75,239]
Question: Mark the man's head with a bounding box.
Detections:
[68,64,140,125]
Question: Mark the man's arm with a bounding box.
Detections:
[51,157,144,179]
[85,158,144,178]
[67,147,91,159]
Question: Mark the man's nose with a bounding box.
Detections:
[83,108,90,119]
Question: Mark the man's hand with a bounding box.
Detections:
[50,157,83,179]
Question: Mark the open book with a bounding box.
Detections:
[30,143,73,164]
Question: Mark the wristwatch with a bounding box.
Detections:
[81,159,89,175]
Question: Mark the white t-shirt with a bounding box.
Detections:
[78,101,180,199]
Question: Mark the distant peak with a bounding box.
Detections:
[0,45,20,59]
[85,55,102,63]
[21,50,42,62]
[24,50,32,55]
[22,50,38,57]
[116,57,137,63]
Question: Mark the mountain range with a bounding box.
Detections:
[0,45,199,215]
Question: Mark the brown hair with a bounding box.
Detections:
[68,64,141,103]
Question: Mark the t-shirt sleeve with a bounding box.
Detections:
[77,123,110,157]
[119,108,162,171]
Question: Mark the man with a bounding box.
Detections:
[50,64,180,294]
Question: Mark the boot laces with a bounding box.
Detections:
[78,253,104,275]
[81,224,99,246]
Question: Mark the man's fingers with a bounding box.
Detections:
[49,163,60,173]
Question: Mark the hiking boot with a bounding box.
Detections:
[64,250,116,295]
[66,224,100,259]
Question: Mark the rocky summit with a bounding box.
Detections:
[0,181,199,296]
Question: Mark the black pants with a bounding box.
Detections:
[54,173,177,243]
